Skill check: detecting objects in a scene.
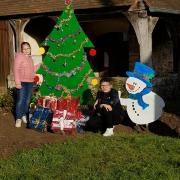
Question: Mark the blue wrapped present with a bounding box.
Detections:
[29,106,53,132]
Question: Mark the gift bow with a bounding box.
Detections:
[59,110,67,130]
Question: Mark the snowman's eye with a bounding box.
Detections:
[133,82,137,85]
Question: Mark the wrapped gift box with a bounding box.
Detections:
[51,110,76,134]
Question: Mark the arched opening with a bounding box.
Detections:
[24,16,55,64]
[24,16,55,44]
[80,15,139,77]
[93,32,129,77]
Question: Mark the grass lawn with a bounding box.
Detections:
[0,132,179,180]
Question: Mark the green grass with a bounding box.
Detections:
[0,132,179,180]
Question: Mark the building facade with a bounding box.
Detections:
[0,0,180,97]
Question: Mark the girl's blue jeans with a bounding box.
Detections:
[15,82,33,119]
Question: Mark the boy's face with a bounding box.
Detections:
[100,81,112,93]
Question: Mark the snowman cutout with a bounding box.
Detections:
[118,62,165,127]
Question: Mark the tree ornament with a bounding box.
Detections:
[91,78,98,86]
[34,76,39,83]
[55,85,62,90]
[30,102,36,109]
[34,74,43,85]
[39,47,45,55]
[89,48,96,56]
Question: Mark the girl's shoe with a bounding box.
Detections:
[22,116,27,123]
[15,119,22,128]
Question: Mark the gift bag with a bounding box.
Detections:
[29,106,53,132]
[51,110,76,134]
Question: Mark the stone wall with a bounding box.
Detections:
[153,73,180,100]
[152,40,174,76]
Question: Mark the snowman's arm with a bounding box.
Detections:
[119,98,129,106]
[118,91,129,106]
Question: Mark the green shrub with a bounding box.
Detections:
[0,89,14,111]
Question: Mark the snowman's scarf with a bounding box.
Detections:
[128,88,151,110]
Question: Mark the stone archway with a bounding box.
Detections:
[80,15,132,77]
[93,32,129,77]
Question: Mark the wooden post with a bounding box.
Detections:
[7,19,29,88]
[124,1,158,66]
[0,20,10,91]
[9,19,29,52]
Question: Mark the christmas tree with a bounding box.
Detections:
[37,0,96,104]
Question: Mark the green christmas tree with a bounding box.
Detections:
[37,1,95,104]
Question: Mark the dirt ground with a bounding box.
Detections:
[0,110,179,158]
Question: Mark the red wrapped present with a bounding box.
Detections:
[36,96,57,112]
[57,98,68,110]
[36,96,46,107]
[67,97,80,111]
[57,97,80,111]
[45,97,57,112]
[51,110,76,134]
[75,109,84,119]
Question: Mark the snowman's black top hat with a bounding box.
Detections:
[126,62,155,87]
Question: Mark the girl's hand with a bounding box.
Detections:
[16,84,22,89]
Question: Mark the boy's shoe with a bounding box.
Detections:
[22,116,27,124]
[15,119,22,128]
[103,128,114,137]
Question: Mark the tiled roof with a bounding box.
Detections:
[0,0,133,17]
[145,0,180,14]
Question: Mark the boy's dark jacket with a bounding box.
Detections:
[96,88,120,107]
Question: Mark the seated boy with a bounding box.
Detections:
[87,77,124,136]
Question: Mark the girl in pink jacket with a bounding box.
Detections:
[13,42,40,128]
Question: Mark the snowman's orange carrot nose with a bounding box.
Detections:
[127,83,135,90]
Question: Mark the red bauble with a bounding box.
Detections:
[89,48,96,56]
[34,76,39,83]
